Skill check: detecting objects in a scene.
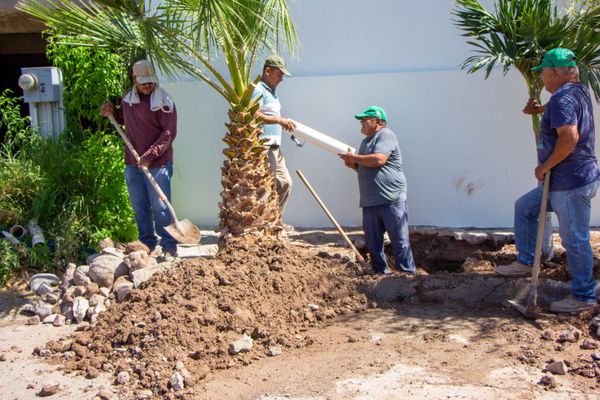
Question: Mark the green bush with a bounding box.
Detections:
[0,34,137,285]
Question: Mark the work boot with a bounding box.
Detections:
[496,261,531,278]
[549,296,596,313]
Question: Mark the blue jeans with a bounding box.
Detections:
[362,200,416,274]
[515,179,599,301]
[125,163,177,251]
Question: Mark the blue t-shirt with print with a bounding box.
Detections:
[252,81,282,146]
[357,127,407,207]
[538,82,600,191]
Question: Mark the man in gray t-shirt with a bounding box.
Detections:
[339,106,416,274]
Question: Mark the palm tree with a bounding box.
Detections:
[453,0,600,138]
[17,0,297,239]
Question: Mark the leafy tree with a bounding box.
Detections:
[453,0,600,138]
[18,0,297,240]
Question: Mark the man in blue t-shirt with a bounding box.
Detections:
[252,55,296,221]
[496,48,600,313]
[339,106,416,275]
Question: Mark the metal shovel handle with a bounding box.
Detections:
[107,114,180,225]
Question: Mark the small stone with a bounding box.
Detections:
[53,314,66,327]
[95,388,113,399]
[34,302,53,319]
[269,262,283,272]
[136,390,153,399]
[87,366,100,379]
[42,314,59,324]
[266,346,282,357]
[308,303,319,311]
[170,372,185,391]
[581,340,599,350]
[38,384,60,397]
[72,297,90,324]
[26,316,40,325]
[590,315,600,327]
[39,349,52,357]
[113,276,134,302]
[591,352,600,361]
[545,360,568,375]
[557,328,580,343]
[74,265,92,287]
[98,237,115,250]
[538,374,557,388]
[540,330,553,341]
[229,334,253,355]
[126,240,150,254]
[116,371,130,385]
[63,351,76,360]
[85,282,100,296]
[99,287,110,298]
[43,293,60,305]
[0,353,6,361]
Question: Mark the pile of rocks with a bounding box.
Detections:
[24,239,175,327]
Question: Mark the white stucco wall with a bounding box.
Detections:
[161,0,600,228]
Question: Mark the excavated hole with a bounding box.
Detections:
[381,231,510,274]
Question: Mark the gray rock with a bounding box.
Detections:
[170,372,185,391]
[591,315,600,327]
[73,265,92,287]
[113,276,134,302]
[266,346,283,357]
[462,232,490,245]
[545,360,568,375]
[581,340,599,350]
[30,273,59,293]
[99,287,111,298]
[98,237,114,250]
[125,250,149,272]
[557,328,581,343]
[490,231,514,245]
[116,371,130,385]
[136,390,153,399]
[53,314,66,327]
[42,314,60,324]
[60,263,76,291]
[72,296,90,324]
[43,292,60,305]
[131,262,171,288]
[176,244,218,259]
[101,247,125,258]
[34,301,53,319]
[89,254,128,288]
[229,334,253,355]
[88,294,106,307]
[591,352,600,361]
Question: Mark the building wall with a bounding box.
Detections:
[160,0,600,228]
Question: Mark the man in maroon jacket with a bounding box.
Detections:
[101,60,178,256]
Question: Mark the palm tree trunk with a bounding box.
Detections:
[219,101,281,237]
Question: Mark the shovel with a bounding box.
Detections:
[296,170,367,267]
[107,114,201,245]
[507,170,551,319]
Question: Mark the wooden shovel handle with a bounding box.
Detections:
[296,170,366,265]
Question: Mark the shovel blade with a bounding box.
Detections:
[165,219,201,245]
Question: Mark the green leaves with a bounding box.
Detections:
[454,0,600,101]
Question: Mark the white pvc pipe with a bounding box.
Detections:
[289,121,355,155]
[28,218,45,247]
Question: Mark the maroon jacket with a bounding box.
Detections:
[115,93,177,168]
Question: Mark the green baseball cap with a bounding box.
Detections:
[264,55,291,76]
[354,106,388,122]
[531,48,577,71]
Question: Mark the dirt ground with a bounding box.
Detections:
[1,229,600,399]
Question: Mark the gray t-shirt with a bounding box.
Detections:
[356,127,407,207]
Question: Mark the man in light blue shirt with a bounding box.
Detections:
[253,55,296,219]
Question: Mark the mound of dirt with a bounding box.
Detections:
[50,236,374,398]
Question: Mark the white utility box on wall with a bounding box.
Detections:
[18,67,65,139]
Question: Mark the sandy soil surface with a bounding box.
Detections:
[1,229,599,399]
